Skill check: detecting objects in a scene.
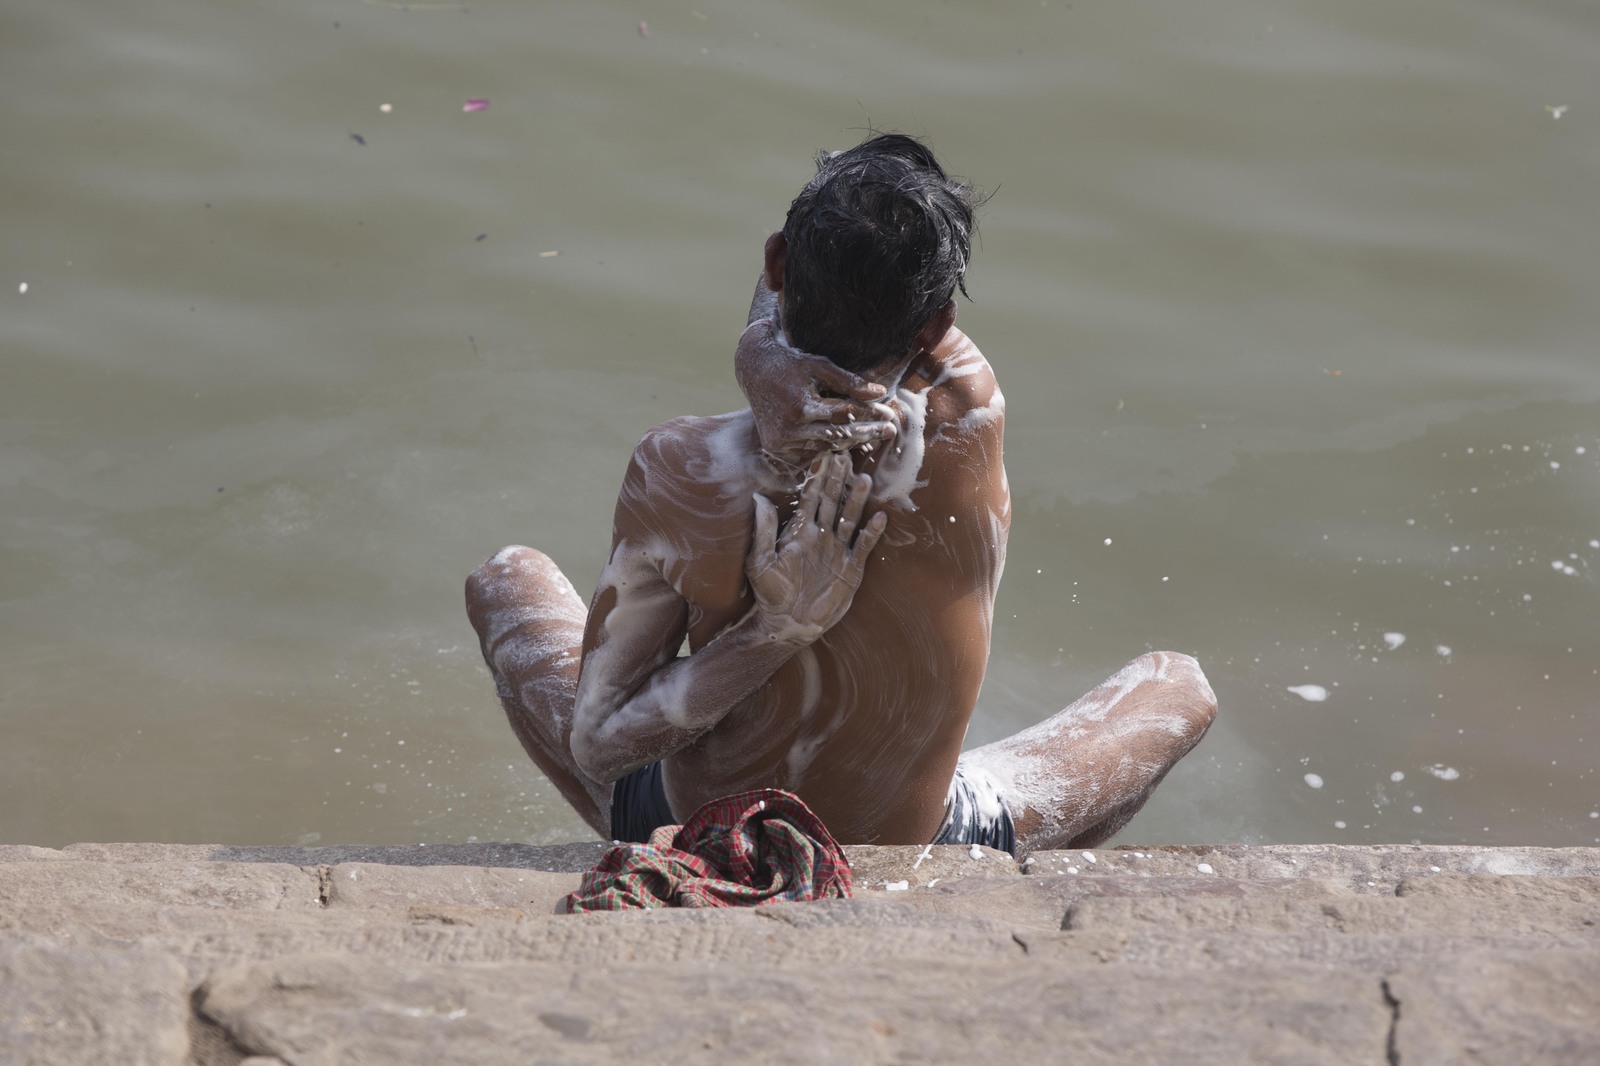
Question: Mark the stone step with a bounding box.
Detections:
[6,843,1600,1065]
[194,950,1395,1065]
[1063,891,1600,939]
[1025,843,1600,885]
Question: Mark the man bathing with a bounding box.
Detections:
[466,134,1216,854]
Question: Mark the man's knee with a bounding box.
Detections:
[1132,650,1217,743]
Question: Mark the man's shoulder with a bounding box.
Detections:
[629,410,759,472]
[618,410,763,531]
[919,329,1004,436]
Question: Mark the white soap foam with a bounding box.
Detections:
[1287,684,1329,703]
[1303,773,1324,789]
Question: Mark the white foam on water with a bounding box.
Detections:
[1334,820,1347,829]
[1424,764,1461,781]
[1287,684,1329,702]
[1303,773,1324,789]
[1435,644,1453,657]
[1383,632,1405,650]
[1390,771,1405,782]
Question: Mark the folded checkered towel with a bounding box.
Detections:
[564,788,853,912]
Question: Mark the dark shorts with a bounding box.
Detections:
[610,762,1016,856]
[932,767,1017,855]
[609,761,676,844]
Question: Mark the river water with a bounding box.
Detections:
[3,0,1597,848]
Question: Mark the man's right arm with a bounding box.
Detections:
[569,449,886,784]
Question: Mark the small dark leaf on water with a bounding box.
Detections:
[218,487,225,493]
[475,233,487,242]
[350,131,366,145]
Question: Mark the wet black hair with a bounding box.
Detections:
[780,133,979,373]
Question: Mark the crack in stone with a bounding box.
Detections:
[315,864,332,908]
[1381,976,1401,1066]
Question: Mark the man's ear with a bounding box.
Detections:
[912,299,957,355]
[763,232,787,293]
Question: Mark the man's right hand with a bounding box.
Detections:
[736,317,900,468]
[747,452,888,647]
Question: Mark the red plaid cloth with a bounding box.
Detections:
[564,788,853,912]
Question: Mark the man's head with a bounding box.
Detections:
[767,133,979,374]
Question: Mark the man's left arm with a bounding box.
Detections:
[569,450,887,784]
[737,275,900,466]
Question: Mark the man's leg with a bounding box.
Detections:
[465,546,610,836]
[957,651,1217,854]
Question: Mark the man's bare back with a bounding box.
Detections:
[465,133,1216,853]
[567,325,1006,843]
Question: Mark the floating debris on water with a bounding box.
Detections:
[1383,632,1406,650]
[1546,104,1569,119]
[1303,773,1324,789]
[463,98,489,112]
[1287,684,1329,703]
[1423,764,1461,781]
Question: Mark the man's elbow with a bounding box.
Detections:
[569,717,623,785]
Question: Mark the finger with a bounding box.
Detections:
[834,470,870,544]
[816,452,848,531]
[748,492,787,576]
[752,489,777,544]
[849,509,889,569]
[808,357,888,402]
[796,452,828,526]
[836,469,872,537]
[784,421,895,448]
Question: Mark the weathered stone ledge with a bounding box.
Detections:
[2,843,1596,1064]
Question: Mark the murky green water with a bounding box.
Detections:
[3,0,1597,848]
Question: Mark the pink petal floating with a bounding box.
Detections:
[463,98,489,113]
[638,20,650,37]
